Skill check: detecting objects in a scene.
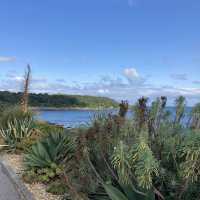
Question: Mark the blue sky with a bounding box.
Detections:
[0,0,200,105]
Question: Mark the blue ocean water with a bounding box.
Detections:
[35,109,120,128]
[36,107,192,128]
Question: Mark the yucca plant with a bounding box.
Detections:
[0,117,35,148]
[24,131,74,169]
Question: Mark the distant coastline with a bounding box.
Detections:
[30,106,116,111]
[0,91,118,109]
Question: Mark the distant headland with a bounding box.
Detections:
[0,91,118,109]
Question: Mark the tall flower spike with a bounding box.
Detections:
[21,64,31,113]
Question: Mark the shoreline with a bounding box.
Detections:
[30,106,117,111]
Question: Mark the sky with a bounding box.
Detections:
[0,0,200,105]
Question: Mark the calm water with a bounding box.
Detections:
[36,109,129,127]
[36,107,192,128]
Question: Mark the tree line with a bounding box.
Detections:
[0,91,118,108]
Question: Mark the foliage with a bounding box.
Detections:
[0,91,118,108]
[118,101,129,118]
[35,121,64,135]
[180,130,200,182]
[0,106,33,129]
[174,96,186,124]
[148,96,168,138]
[24,131,74,169]
[21,64,31,113]
[23,164,63,184]
[129,137,159,189]
[59,96,200,200]
[46,180,68,195]
[100,183,154,200]
[0,117,35,149]
[133,97,149,130]
[4,94,200,200]
[190,103,200,129]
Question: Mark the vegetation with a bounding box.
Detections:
[0,117,35,149]
[0,91,118,109]
[46,180,68,195]
[51,95,200,200]
[24,131,74,169]
[21,64,31,113]
[1,68,200,199]
[0,106,33,128]
[22,131,74,192]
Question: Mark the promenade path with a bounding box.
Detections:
[0,164,21,200]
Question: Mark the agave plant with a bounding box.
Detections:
[99,183,155,200]
[0,117,35,148]
[24,131,74,169]
[0,106,33,129]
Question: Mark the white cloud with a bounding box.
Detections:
[0,68,200,106]
[14,76,24,81]
[0,56,16,62]
[123,67,147,86]
[6,71,24,82]
[98,89,109,94]
[6,72,23,82]
[123,68,139,80]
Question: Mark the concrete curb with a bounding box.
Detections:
[0,159,35,200]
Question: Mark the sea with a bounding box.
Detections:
[36,107,192,128]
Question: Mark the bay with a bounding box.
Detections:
[36,107,192,128]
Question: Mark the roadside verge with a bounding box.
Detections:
[0,159,35,200]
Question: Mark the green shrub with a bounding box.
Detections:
[67,96,200,200]
[190,103,200,129]
[22,164,63,184]
[18,96,200,200]
[35,121,64,135]
[0,117,35,148]
[0,106,33,129]
[24,131,74,169]
[101,182,154,200]
[22,169,38,184]
[16,133,41,152]
[46,180,67,195]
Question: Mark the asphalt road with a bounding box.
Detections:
[0,164,21,200]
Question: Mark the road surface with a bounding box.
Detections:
[0,164,21,200]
